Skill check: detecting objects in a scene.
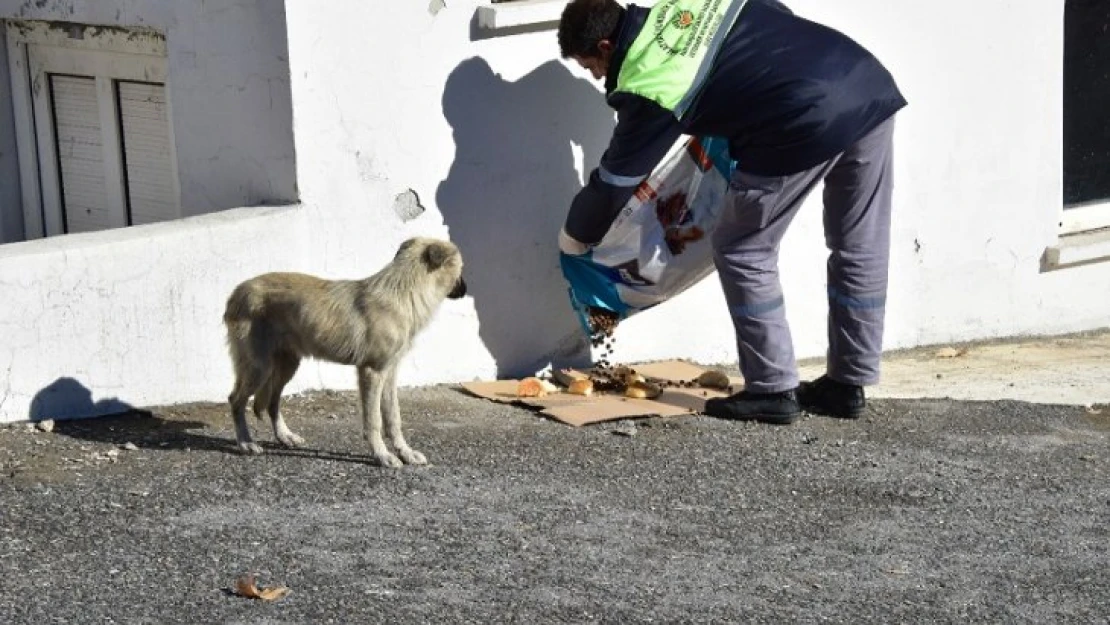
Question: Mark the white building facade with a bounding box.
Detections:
[0,0,1106,422]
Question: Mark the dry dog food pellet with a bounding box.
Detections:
[583,307,733,396]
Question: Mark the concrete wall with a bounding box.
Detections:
[0,0,297,224]
[284,0,619,382]
[798,0,1104,342]
[284,0,1108,383]
[0,0,1107,423]
[0,206,306,420]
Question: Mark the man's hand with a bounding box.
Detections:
[558,228,591,256]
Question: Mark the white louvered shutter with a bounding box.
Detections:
[51,75,122,233]
[118,81,177,225]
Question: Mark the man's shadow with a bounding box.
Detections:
[437,57,614,378]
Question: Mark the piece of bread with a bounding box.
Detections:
[612,366,646,386]
[625,380,663,399]
[552,368,590,387]
[516,377,549,398]
[695,369,731,390]
[567,378,594,396]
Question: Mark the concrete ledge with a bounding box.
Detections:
[475,1,657,32]
[797,330,1110,407]
[476,0,565,30]
[0,204,300,260]
[0,205,305,424]
[1042,227,1110,270]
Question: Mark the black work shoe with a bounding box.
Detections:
[797,375,866,419]
[703,389,801,425]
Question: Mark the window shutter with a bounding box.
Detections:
[118,81,177,225]
[51,75,121,233]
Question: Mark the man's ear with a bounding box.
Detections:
[597,39,614,55]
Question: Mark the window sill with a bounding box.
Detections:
[0,204,302,257]
[1042,227,1110,271]
[475,1,657,33]
[476,0,565,31]
[1060,200,1110,235]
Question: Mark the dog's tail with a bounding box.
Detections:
[224,281,268,338]
[223,281,263,348]
[224,283,266,346]
[224,283,267,420]
[223,281,265,324]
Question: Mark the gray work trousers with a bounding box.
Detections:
[710,116,896,393]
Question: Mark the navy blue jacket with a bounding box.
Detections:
[565,0,907,245]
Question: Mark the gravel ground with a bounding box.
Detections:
[1,387,1107,624]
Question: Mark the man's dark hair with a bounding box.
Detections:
[558,0,624,59]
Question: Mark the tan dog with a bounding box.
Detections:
[222,237,466,467]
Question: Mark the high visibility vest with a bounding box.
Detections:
[614,0,748,119]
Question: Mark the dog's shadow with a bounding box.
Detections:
[52,409,233,454]
[437,58,615,378]
[53,409,389,466]
[35,377,385,466]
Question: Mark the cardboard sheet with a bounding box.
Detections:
[460,360,744,426]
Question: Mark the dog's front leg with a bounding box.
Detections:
[358,366,402,468]
[383,366,426,465]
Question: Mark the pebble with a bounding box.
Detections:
[612,424,638,437]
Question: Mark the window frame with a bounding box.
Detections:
[1060,0,1110,236]
[4,21,179,239]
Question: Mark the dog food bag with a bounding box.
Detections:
[560,135,735,337]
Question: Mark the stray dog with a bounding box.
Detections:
[222,237,466,467]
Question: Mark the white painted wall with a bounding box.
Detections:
[283,0,619,385]
[0,0,1107,423]
[0,206,306,420]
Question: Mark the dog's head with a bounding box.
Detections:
[396,237,467,300]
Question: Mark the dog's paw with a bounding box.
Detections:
[277,431,305,449]
[399,448,427,466]
[374,452,404,469]
[238,441,264,455]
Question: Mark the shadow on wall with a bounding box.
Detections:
[29,377,136,422]
[437,57,615,378]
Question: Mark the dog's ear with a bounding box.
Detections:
[422,243,451,271]
[395,238,418,259]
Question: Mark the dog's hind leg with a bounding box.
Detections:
[382,365,426,465]
[251,375,273,421]
[358,366,402,468]
[229,365,268,455]
[228,330,274,455]
[226,307,267,454]
[265,352,304,449]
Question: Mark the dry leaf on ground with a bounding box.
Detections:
[934,347,968,359]
[232,574,291,601]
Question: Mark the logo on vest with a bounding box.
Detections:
[651,0,718,59]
